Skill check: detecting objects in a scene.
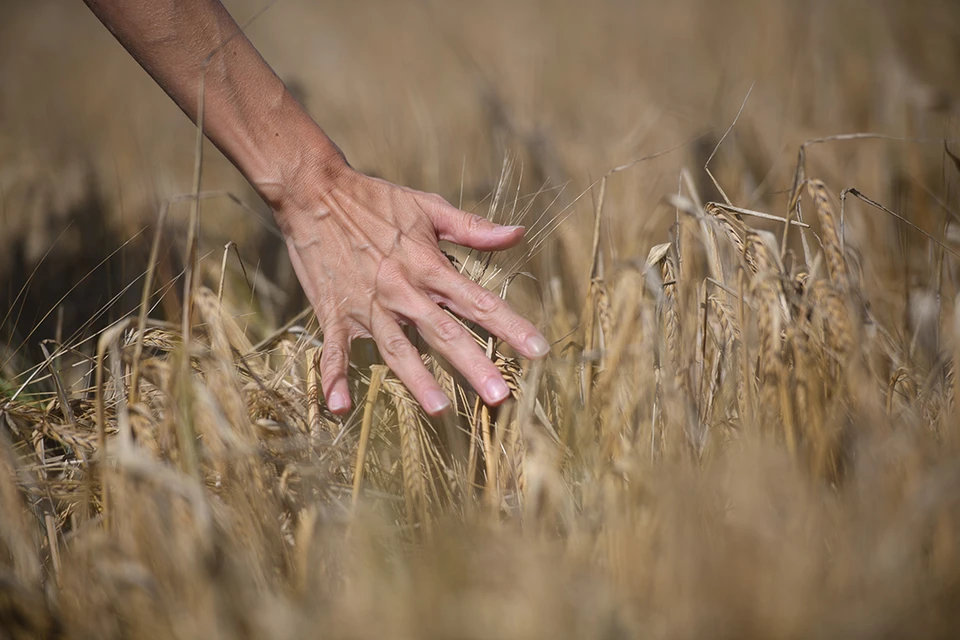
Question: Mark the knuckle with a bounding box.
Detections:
[376,258,406,286]
[376,259,413,297]
[380,333,412,361]
[321,342,348,367]
[471,287,503,317]
[433,316,463,344]
[465,213,486,232]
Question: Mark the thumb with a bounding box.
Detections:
[430,201,525,251]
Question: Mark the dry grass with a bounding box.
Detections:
[4,1,960,638]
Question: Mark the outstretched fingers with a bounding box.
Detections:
[405,292,512,407]
[370,307,451,416]
[437,275,550,361]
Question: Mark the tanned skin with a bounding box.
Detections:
[83,0,549,416]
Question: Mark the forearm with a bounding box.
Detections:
[84,0,345,209]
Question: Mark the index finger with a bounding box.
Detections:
[433,274,550,360]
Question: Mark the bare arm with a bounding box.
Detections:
[84,0,550,416]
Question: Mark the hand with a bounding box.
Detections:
[82,0,550,416]
[275,164,551,416]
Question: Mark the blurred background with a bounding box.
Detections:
[5,3,960,637]
[2,0,959,371]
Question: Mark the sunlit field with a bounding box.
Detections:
[3,1,960,637]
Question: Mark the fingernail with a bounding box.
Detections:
[494,225,524,235]
[424,390,451,415]
[526,334,550,358]
[328,390,349,413]
[484,376,511,404]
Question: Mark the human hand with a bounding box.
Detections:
[83,0,550,416]
[274,164,550,416]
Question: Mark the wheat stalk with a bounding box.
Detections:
[806,180,849,289]
[383,377,429,529]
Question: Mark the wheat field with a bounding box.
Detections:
[3,1,960,638]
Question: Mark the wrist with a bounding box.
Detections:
[248,112,350,214]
